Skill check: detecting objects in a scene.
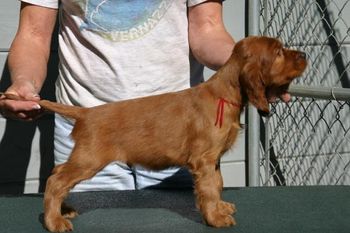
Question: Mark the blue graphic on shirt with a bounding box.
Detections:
[79,0,172,41]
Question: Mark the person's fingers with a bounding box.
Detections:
[266,86,292,103]
[279,93,291,103]
[268,95,277,103]
[2,99,41,111]
[0,98,42,121]
[24,92,41,101]
[3,89,40,101]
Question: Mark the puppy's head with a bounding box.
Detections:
[234,36,307,116]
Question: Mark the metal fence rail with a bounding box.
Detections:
[249,0,350,186]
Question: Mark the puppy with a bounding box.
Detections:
[37,36,306,232]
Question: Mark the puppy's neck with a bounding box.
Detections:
[218,52,243,87]
[206,53,243,106]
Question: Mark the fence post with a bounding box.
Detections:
[247,0,261,186]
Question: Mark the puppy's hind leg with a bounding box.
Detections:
[44,147,109,232]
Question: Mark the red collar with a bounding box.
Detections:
[215,98,240,128]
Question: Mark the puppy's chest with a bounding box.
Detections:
[227,125,239,143]
[221,122,240,152]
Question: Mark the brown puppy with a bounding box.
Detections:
[38,36,307,232]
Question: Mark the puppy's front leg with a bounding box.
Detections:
[192,161,236,227]
[214,168,237,216]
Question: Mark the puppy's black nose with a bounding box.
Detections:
[298,52,306,59]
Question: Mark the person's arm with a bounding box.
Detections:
[0,2,57,120]
[188,1,291,102]
[188,0,234,71]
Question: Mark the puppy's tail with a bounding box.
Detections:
[39,100,85,119]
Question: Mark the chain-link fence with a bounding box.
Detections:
[252,0,350,186]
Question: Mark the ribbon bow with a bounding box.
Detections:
[214,98,240,128]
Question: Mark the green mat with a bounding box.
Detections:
[0,186,349,233]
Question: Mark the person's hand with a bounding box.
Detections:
[267,92,291,103]
[0,79,42,121]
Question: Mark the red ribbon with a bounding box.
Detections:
[214,98,240,128]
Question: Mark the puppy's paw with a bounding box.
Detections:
[45,216,73,232]
[206,211,236,228]
[204,202,237,228]
[218,201,236,215]
[61,203,78,219]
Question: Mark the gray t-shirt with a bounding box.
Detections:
[22,0,206,107]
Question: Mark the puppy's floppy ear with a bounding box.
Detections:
[240,62,270,116]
